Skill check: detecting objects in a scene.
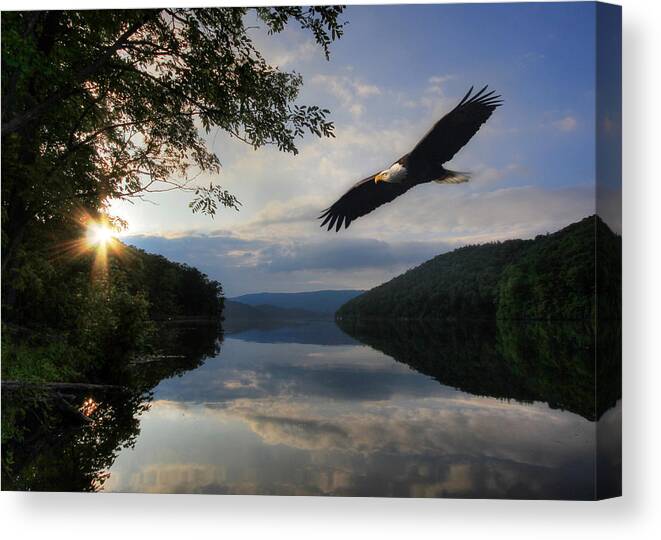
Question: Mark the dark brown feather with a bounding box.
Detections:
[319,86,502,231]
[318,175,412,231]
[407,85,502,171]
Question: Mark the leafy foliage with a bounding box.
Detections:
[189,183,241,217]
[131,246,225,321]
[0,7,347,489]
[338,216,622,322]
[1,7,345,277]
[338,239,529,320]
[1,235,225,385]
[1,5,344,378]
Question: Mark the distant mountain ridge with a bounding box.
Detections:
[223,300,324,321]
[230,290,364,315]
[337,216,621,321]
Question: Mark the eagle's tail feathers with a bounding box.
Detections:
[434,170,471,184]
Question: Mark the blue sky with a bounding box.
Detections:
[115,3,616,296]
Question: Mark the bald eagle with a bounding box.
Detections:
[319,85,502,231]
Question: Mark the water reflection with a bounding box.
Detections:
[104,396,596,498]
[336,319,622,421]
[226,319,358,346]
[2,318,621,498]
[2,386,148,492]
[108,319,620,499]
[1,322,222,491]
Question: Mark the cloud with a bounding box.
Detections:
[551,115,578,132]
[311,74,382,118]
[106,2,607,305]
[224,397,593,466]
[241,196,325,229]
[354,82,381,97]
[263,237,449,272]
[125,179,594,296]
[426,74,456,94]
[241,413,351,451]
[597,187,622,235]
[397,74,457,115]
[105,391,595,497]
[265,39,318,68]
[336,183,595,244]
[126,231,448,296]
[469,163,527,187]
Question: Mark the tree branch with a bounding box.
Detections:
[1,12,157,136]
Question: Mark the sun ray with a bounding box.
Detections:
[42,209,136,284]
[86,223,116,247]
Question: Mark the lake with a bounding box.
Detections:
[1,319,621,499]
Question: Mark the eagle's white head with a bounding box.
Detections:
[375,162,407,183]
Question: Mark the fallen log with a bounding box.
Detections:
[56,397,95,425]
[129,354,186,365]
[1,381,127,392]
[1,381,110,426]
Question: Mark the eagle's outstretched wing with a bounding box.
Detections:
[319,174,412,231]
[319,86,502,231]
[407,85,502,168]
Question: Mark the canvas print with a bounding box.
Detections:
[1,3,621,499]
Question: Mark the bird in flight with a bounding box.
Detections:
[319,85,502,231]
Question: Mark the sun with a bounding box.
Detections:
[79,217,125,278]
[86,222,116,247]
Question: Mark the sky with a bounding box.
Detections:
[113,2,617,296]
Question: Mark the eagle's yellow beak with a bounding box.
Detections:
[374,173,385,183]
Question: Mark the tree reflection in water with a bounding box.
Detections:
[336,318,621,422]
[336,318,621,499]
[2,318,621,497]
[1,321,223,491]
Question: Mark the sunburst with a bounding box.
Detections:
[86,222,117,248]
[46,210,131,280]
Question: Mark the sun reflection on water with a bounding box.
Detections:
[80,397,99,418]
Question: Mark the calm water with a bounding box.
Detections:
[2,319,621,499]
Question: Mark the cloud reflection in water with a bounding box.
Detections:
[104,325,599,499]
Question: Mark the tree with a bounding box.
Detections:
[1,7,346,274]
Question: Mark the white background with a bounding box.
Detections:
[0,0,659,538]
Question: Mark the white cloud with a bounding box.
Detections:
[552,115,578,132]
[105,392,594,497]
[469,163,527,187]
[354,82,381,97]
[311,74,382,118]
[126,179,595,296]
[426,74,456,94]
[397,74,457,116]
[112,61,597,297]
[225,396,592,468]
[348,103,364,117]
[518,51,545,67]
[265,39,318,68]
[360,183,594,244]
[428,75,455,85]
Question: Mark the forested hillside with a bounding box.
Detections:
[134,248,224,321]
[2,238,224,384]
[337,216,621,321]
[1,7,346,384]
